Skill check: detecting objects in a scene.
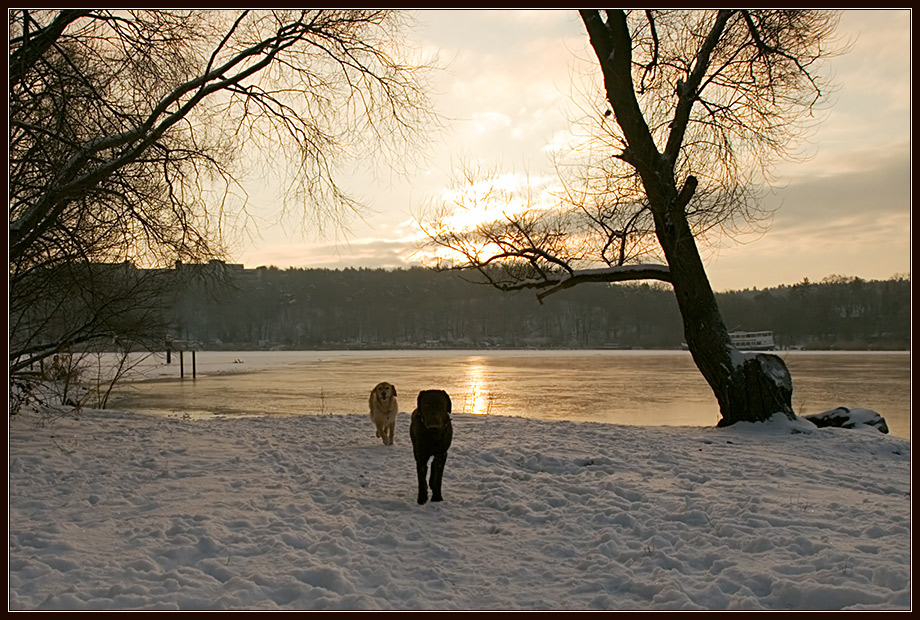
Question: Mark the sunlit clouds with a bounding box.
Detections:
[437,172,559,228]
[237,9,910,292]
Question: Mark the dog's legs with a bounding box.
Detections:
[429,451,448,502]
[386,421,396,445]
[415,457,429,505]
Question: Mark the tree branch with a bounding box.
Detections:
[536,265,672,303]
[580,10,660,174]
[8,9,91,89]
[662,10,734,166]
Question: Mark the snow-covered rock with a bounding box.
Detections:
[803,407,889,434]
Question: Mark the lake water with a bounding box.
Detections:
[109,350,911,440]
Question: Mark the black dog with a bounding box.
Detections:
[409,390,453,505]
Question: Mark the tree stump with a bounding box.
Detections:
[717,352,795,427]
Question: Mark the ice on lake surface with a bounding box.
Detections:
[105,349,910,439]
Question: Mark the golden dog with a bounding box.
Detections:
[368,381,399,445]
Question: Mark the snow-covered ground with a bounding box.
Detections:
[9,400,911,610]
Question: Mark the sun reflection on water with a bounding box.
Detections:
[461,360,494,415]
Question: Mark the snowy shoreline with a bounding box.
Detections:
[9,405,911,610]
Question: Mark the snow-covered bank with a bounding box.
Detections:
[9,407,911,610]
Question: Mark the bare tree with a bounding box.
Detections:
[9,10,432,374]
[423,10,844,426]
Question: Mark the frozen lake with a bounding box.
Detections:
[105,350,911,440]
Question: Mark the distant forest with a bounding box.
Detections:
[168,264,910,351]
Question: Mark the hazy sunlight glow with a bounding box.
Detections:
[438,172,559,232]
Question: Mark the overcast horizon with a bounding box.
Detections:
[231,9,910,293]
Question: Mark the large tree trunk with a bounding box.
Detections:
[653,189,795,426]
[581,9,796,426]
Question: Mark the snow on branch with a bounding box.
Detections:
[534,264,671,304]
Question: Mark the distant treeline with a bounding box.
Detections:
[168,265,910,351]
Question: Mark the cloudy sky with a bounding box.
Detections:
[234,9,910,292]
